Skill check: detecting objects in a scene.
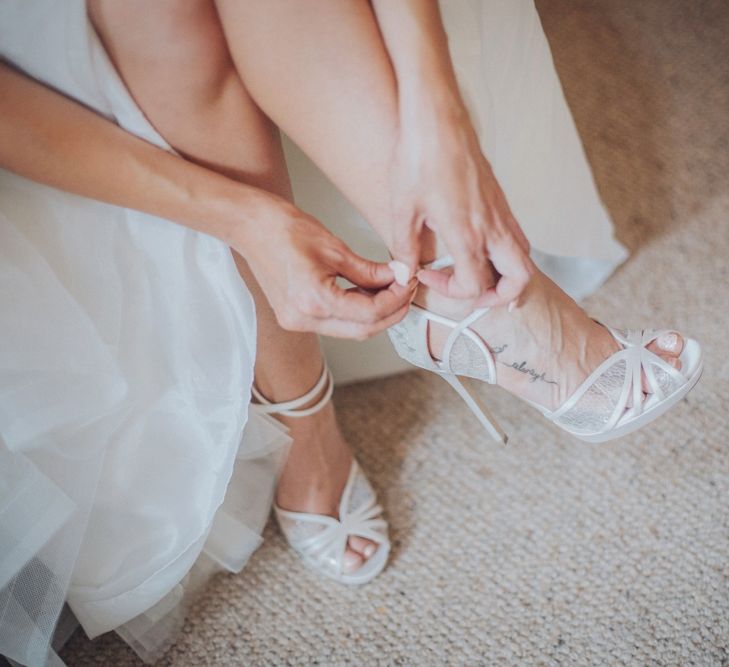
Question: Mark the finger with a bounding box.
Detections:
[390,216,423,277]
[492,172,531,254]
[388,260,413,287]
[507,215,531,254]
[336,250,396,290]
[439,231,491,299]
[313,302,411,340]
[415,267,452,294]
[325,279,416,324]
[474,246,534,308]
[474,274,527,309]
[417,263,498,301]
[492,189,530,254]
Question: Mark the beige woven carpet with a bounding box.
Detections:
[61,1,729,665]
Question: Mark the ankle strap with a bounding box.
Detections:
[419,256,492,369]
[251,364,334,418]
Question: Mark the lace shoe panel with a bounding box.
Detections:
[447,333,495,383]
[275,514,327,546]
[347,469,377,516]
[387,309,436,371]
[648,360,681,397]
[555,359,628,435]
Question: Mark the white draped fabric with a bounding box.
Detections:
[0,0,627,665]
[0,2,290,664]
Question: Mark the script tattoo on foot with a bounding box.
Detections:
[490,343,559,386]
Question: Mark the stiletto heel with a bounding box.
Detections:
[440,372,508,444]
[387,298,507,444]
[440,373,509,445]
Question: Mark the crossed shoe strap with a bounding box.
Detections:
[252,363,334,418]
[419,256,496,381]
[275,461,388,576]
[549,326,686,435]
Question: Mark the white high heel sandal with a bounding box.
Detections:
[252,364,391,585]
[387,262,703,444]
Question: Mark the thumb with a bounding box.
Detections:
[335,247,396,289]
[390,217,422,280]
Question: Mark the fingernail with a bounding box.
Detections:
[363,544,376,559]
[657,333,678,352]
[508,299,518,312]
[388,260,411,287]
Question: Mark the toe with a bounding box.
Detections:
[348,535,378,560]
[648,332,684,358]
[342,548,365,574]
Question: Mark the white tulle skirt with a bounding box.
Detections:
[0,0,627,665]
[0,2,292,664]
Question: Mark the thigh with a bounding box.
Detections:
[88,0,305,360]
[213,0,401,237]
[88,0,291,196]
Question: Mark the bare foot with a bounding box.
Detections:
[274,394,379,574]
[418,270,683,411]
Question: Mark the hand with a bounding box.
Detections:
[389,100,535,307]
[236,194,415,339]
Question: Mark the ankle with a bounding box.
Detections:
[254,331,323,403]
[414,280,505,362]
[254,359,325,405]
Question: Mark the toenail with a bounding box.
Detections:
[343,551,361,572]
[657,333,678,352]
[363,544,376,559]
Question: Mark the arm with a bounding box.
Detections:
[370,1,460,112]
[0,62,412,338]
[0,61,258,247]
[370,0,534,306]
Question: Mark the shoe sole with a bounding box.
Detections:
[299,543,390,586]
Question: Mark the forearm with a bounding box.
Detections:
[0,62,268,248]
[370,0,465,117]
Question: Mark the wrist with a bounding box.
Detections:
[217,185,294,259]
[398,62,469,131]
[398,86,471,153]
[188,176,267,253]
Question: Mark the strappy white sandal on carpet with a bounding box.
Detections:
[388,260,703,444]
[252,364,390,585]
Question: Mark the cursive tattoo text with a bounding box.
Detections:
[490,343,559,386]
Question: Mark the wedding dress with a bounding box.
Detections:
[0,0,627,665]
[0,2,291,664]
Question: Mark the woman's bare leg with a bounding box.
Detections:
[89,0,377,571]
[213,0,410,253]
[213,0,684,408]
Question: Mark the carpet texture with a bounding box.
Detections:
[61,1,729,664]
